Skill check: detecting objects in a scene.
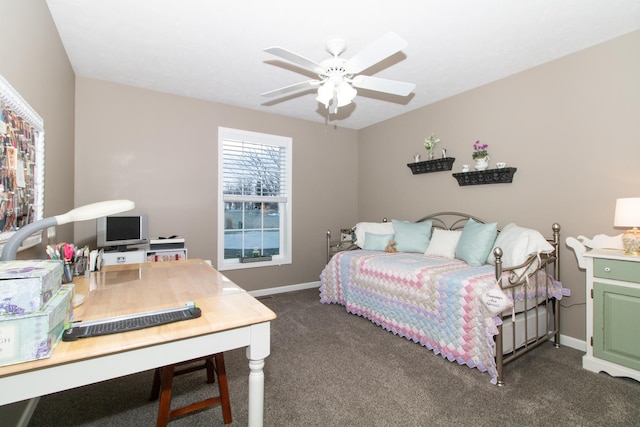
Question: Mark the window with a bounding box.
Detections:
[217,127,292,270]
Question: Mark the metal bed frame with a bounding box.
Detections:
[326,212,561,385]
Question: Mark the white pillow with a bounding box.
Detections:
[354,222,394,248]
[424,229,462,259]
[486,223,554,266]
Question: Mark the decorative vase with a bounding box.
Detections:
[474,156,489,171]
[428,150,434,160]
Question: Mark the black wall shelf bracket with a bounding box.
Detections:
[452,167,517,186]
[407,157,455,174]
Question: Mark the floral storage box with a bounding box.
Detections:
[0,260,64,315]
[0,284,73,367]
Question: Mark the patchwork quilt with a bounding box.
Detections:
[319,250,568,383]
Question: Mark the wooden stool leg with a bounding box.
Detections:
[151,354,231,425]
[149,368,162,401]
[156,366,175,427]
[205,357,216,384]
[214,353,232,424]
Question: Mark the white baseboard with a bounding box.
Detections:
[248,281,320,298]
[558,334,586,352]
[249,281,588,354]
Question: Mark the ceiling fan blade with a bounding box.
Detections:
[351,75,415,97]
[347,32,408,74]
[261,80,320,98]
[263,47,323,73]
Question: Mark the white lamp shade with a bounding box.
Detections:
[336,81,357,107]
[614,198,640,227]
[316,81,335,108]
[316,79,357,112]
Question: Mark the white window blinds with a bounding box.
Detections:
[222,139,288,203]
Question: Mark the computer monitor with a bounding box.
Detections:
[96,214,148,251]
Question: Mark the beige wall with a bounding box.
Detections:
[73,78,359,290]
[3,0,638,343]
[0,0,75,258]
[0,0,76,421]
[358,30,640,341]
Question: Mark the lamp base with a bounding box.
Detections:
[622,227,640,256]
[72,293,86,307]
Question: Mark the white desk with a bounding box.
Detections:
[0,260,276,426]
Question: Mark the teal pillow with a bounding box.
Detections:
[391,219,433,253]
[455,218,498,266]
[363,232,394,251]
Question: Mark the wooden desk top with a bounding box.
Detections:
[0,259,276,377]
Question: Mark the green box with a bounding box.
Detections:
[0,284,73,367]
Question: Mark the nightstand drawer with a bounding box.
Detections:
[594,258,640,282]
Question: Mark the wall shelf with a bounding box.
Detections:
[452,167,517,186]
[407,157,455,174]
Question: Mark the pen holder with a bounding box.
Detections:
[63,263,73,283]
[63,257,87,282]
[73,257,87,276]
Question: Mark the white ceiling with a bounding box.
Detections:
[46,0,640,130]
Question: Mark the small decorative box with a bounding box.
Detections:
[0,260,64,315]
[0,284,74,367]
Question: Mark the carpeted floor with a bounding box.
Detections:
[29,288,640,426]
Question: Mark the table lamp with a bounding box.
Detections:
[614,197,640,256]
[0,199,135,261]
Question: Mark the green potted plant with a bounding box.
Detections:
[472,140,489,170]
[424,133,440,160]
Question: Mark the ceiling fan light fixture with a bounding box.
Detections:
[315,80,335,108]
[336,81,357,107]
[264,33,414,115]
[316,80,357,113]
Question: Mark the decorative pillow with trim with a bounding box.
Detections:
[486,223,554,267]
[391,219,433,253]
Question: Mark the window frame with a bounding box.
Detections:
[217,127,292,271]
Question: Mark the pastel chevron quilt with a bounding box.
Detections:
[319,250,567,383]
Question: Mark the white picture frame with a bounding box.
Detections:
[0,75,45,253]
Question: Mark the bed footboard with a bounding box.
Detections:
[493,223,561,386]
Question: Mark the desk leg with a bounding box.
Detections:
[0,397,40,427]
[248,358,265,427]
[246,322,271,427]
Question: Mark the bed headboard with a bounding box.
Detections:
[415,211,489,230]
[329,213,560,279]
[415,211,560,259]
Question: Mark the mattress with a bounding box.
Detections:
[500,304,553,354]
[320,250,568,383]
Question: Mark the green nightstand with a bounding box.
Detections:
[583,250,640,380]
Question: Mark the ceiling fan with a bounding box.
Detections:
[261,32,415,114]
